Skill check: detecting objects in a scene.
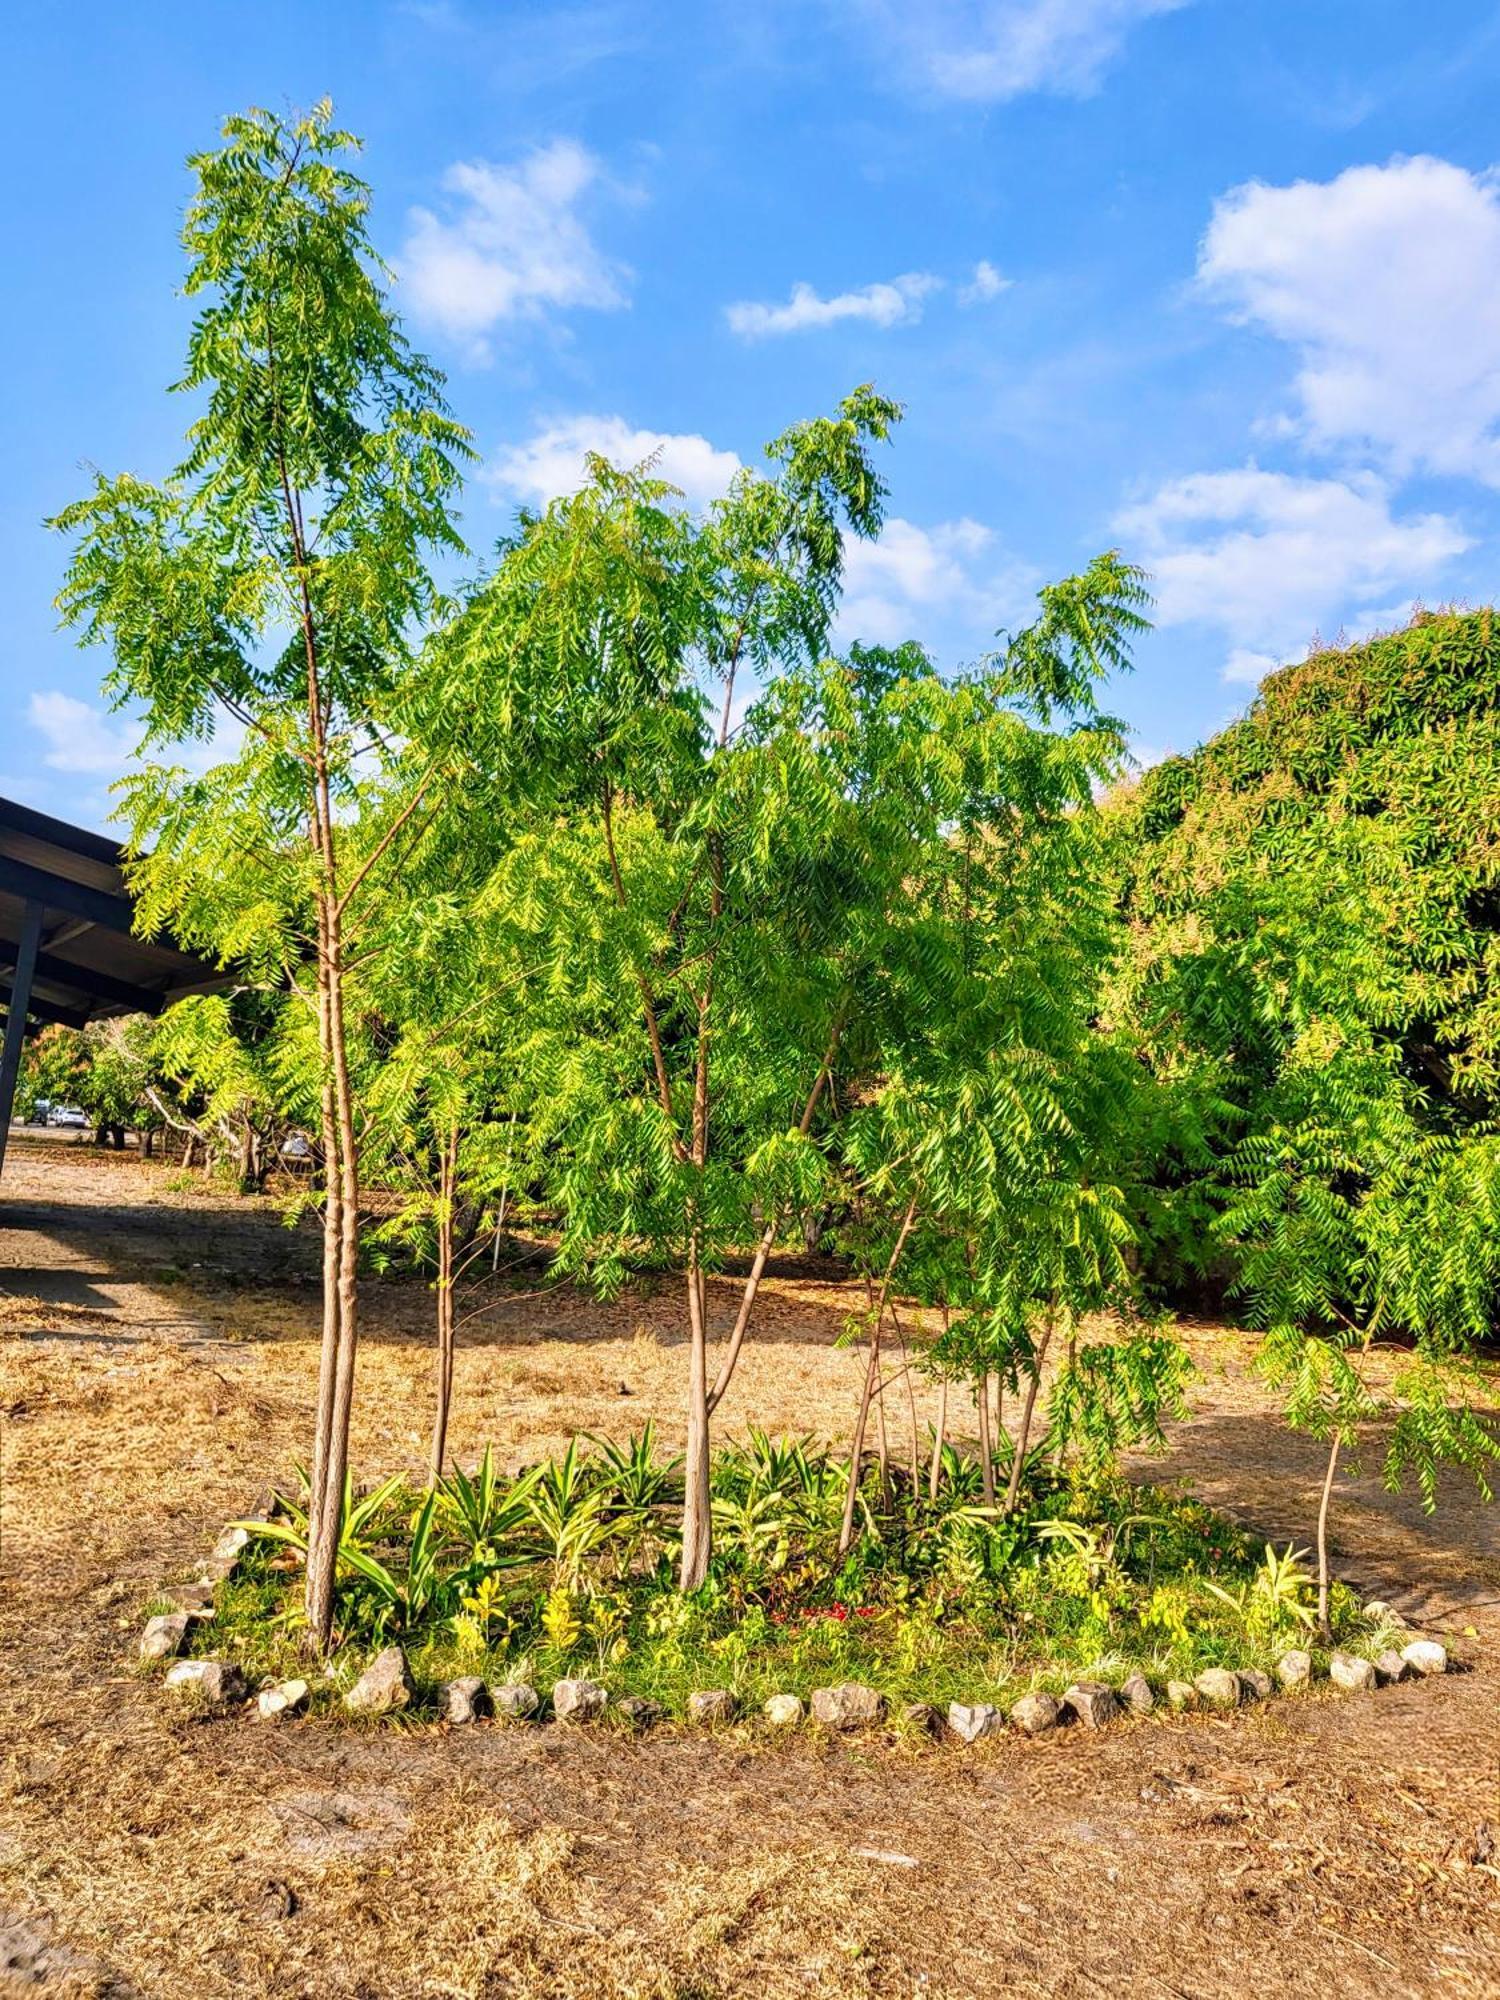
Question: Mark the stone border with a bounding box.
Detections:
[136,1514,1457,1735]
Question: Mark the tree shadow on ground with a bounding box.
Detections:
[1143,1407,1500,1634]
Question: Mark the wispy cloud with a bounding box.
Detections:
[1115,466,1469,682]
[837,515,1036,650]
[26,692,136,776]
[853,0,1190,102]
[399,140,631,359]
[726,272,941,339]
[487,414,742,510]
[958,259,1011,305]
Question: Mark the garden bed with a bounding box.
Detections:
[138,1432,1448,1736]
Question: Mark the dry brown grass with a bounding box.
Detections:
[3,1134,1500,1998]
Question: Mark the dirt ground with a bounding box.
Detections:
[2,1134,1498,1999]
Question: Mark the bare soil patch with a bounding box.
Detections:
[2,1134,1498,1997]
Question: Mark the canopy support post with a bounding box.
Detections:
[0,898,44,1180]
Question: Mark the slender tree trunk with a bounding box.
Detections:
[977,1371,996,1507]
[1315,1430,1341,1642]
[430,1127,458,1482]
[1003,1323,1053,1518]
[929,1376,948,1504]
[839,1196,918,1555]
[839,1324,882,1557]
[680,1230,712,1589]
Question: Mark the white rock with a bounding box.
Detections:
[1010,1691,1062,1735]
[687,1688,736,1725]
[1401,1639,1448,1677]
[1237,1668,1273,1702]
[440,1675,492,1723]
[1373,1649,1410,1685]
[1275,1650,1312,1690]
[810,1682,886,1730]
[1062,1683,1121,1729]
[1118,1672,1154,1716]
[140,1612,192,1663]
[164,1658,245,1706]
[344,1646,415,1715]
[763,1694,805,1727]
[1194,1668,1243,1709]
[491,1681,540,1720]
[552,1677,607,1724]
[1329,1652,1376,1693]
[1166,1680,1198,1710]
[947,1701,1004,1743]
[258,1678,310,1719]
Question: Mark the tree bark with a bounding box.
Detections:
[679,1231,712,1588]
[977,1371,996,1507]
[1315,1429,1341,1641]
[1003,1322,1053,1518]
[928,1376,948,1504]
[838,1196,918,1555]
[430,1127,458,1482]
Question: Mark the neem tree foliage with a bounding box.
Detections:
[1119,611,1500,1624]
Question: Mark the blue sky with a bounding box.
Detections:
[9,0,1500,829]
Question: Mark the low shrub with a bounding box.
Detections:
[197,1428,1377,1719]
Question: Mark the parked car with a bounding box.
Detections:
[47,1105,89,1129]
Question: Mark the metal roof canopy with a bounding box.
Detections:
[0,795,229,1174]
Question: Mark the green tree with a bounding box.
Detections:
[53,101,472,1648]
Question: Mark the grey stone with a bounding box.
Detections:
[901,1701,941,1734]
[257,1678,309,1720]
[810,1682,886,1730]
[211,1524,251,1567]
[763,1693,805,1727]
[491,1681,540,1720]
[1010,1691,1062,1735]
[1062,1682,1121,1729]
[1166,1679,1198,1710]
[164,1658,245,1707]
[1238,1668,1273,1702]
[1373,1649,1410,1686]
[441,1676,492,1724]
[552,1677,607,1724]
[344,1646,415,1715]
[163,1580,217,1619]
[1194,1668,1243,1709]
[1329,1652,1376,1693]
[1275,1650,1312,1690]
[947,1701,1004,1744]
[1365,1600,1407,1629]
[687,1688,736,1726]
[1401,1639,1448,1677]
[1119,1672,1154,1716]
[617,1695,664,1730]
[140,1612,192,1663]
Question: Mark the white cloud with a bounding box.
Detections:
[487,415,742,510]
[856,0,1189,102]
[27,693,136,776]
[1115,467,1469,681]
[26,692,246,787]
[958,259,1011,305]
[837,516,1035,649]
[400,140,630,357]
[1199,156,1500,484]
[726,273,941,339]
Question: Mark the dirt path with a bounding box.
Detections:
[2,1137,1498,1998]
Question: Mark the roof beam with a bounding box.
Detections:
[0,938,165,1015]
[0,986,91,1031]
[0,853,135,934]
